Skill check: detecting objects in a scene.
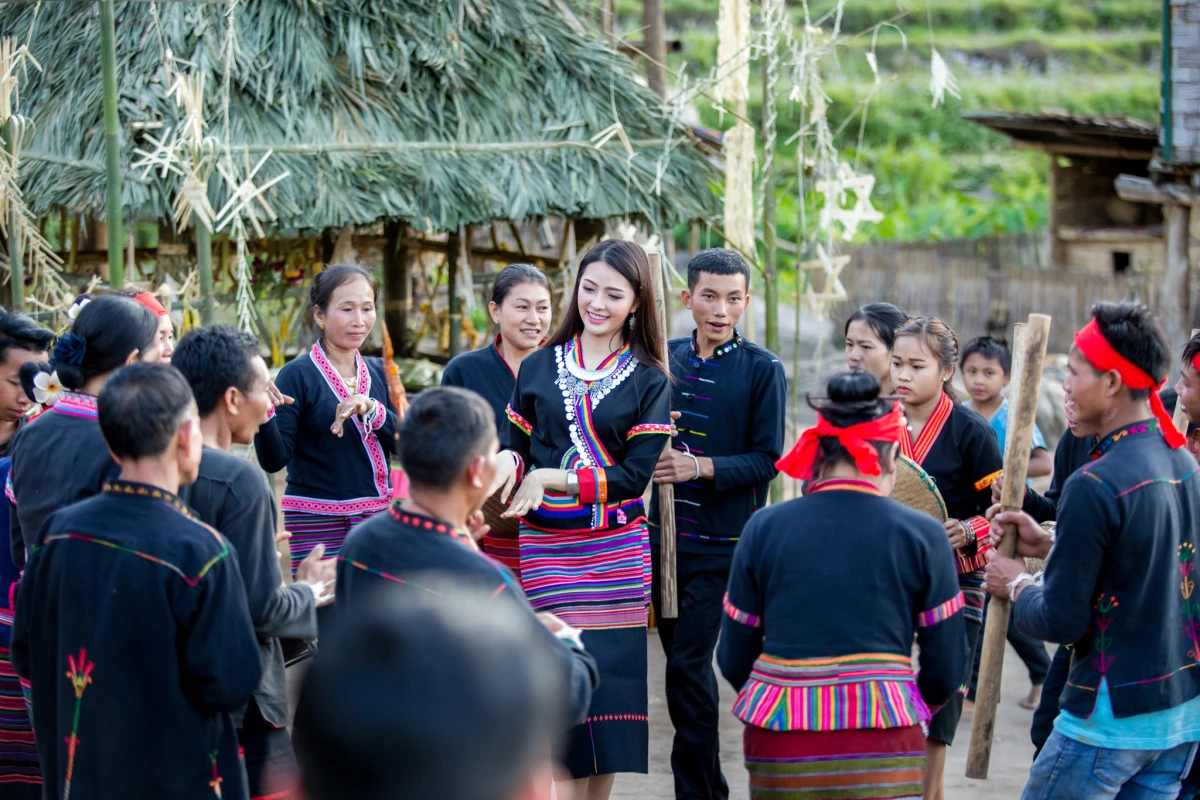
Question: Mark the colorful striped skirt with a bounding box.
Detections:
[744,724,926,800]
[0,626,41,798]
[283,508,381,576]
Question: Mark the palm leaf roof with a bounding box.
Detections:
[13,0,718,233]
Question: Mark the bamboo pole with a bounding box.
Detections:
[966,313,1052,779]
[447,227,462,358]
[196,223,214,325]
[1173,327,1200,435]
[5,123,23,310]
[649,250,678,618]
[643,0,667,99]
[99,0,125,287]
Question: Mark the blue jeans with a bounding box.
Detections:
[1021,730,1199,800]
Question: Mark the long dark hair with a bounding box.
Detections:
[845,303,907,350]
[20,295,158,394]
[545,239,667,374]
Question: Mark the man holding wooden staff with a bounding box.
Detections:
[650,249,786,800]
[985,303,1200,799]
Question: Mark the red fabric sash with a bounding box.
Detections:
[777,402,903,480]
[1074,319,1184,449]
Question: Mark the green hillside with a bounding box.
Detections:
[612,0,1161,244]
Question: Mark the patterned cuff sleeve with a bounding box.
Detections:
[916,593,964,627]
[4,473,14,506]
[364,398,387,431]
[265,404,277,421]
[722,592,762,628]
[511,452,527,485]
[955,516,993,573]
[626,423,671,439]
[577,467,608,504]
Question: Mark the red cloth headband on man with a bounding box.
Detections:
[1074,318,1185,449]
[776,401,904,480]
[134,292,168,318]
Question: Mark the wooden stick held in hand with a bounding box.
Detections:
[648,251,678,618]
[965,314,1051,779]
[1172,328,1200,436]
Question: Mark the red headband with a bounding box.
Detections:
[1074,318,1185,449]
[134,292,168,318]
[777,401,904,480]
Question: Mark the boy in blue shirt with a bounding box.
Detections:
[961,335,1053,713]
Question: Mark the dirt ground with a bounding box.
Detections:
[616,635,1039,800]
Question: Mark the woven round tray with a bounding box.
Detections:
[891,455,948,522]
[480,488,520,538]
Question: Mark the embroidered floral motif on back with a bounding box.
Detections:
[62,649,94,800]
[1180,544,1200,661]
[1093,593,1119,675]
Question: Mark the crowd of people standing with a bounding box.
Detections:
[0,239,1196,800]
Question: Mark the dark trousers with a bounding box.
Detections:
[651,549,732,800]
[1031,645,1071,758]
[967,596,1052,700]
[240,698,297,799]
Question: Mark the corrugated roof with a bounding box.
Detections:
[963,111,1158,157]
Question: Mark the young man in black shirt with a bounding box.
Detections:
[650,249,786,800]
[174,326,336,799]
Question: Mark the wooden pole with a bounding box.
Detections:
[1164,205,1192,373]
[447,227,462,358]
[649,251,678,618]
[601,0,615,40]
[99,0,125,287]
[966,313,1052,779]
[5,122,23,311]
[196,223,214,325]
[1173,327,1200,435]
[643,0,667,100]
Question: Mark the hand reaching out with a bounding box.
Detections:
[267,380,294,409]
[466,510,490,543]
[295,543,338,607]
[331,394,375,437]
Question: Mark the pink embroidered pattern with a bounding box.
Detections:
[723,592,762,628]
[1093,592,1119,675]
[916,593,964,627]
[53,391,99,420]
[1180,544,1200,661]
[308,342,389,500]
[280,495,390,516]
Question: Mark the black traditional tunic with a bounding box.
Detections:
[441,334,516,433]
[336,503,599,725]
[12,481,261,800]
[6,392,120,568]
[898,392,1003,745]
[717,479,968,800]
[441,334,525,576]
[254,341,397,572]
[501,336,670,777]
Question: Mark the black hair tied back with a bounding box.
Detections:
[806,371,897,478]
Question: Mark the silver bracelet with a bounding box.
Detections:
[681,443,702,481]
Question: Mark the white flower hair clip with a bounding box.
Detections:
[33,370,62,406]
[67,297,91,321]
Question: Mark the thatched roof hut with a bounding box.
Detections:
[13,0,718,233]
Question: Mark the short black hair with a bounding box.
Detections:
[687,248,751,291]
[399,387,496,489]
[98,363,195,460]
[172,326,262,416]
[0,309,53,361]
[293,583,563,800]
[1183,332,1200,376]
[1088,302,1171,401]
[961,335,1012,375]
[844,303,908,350]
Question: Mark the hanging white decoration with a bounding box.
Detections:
[930,49,960,108]
[816,162,883,241]
[797,243,849,318]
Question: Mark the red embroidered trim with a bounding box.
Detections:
[308,342,390,500]
[955,515,993,574]
[626,423,670,438]
[899,392,952,465]
[506,404,532,435]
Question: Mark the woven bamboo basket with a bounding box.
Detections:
[890,455,948,522]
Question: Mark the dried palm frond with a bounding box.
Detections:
[11,1,716,233]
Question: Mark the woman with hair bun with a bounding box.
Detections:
[718,371,967,800]
[254,265,397,577]
[442,263,553,578]
[890,316,1003,799]
[7,294,163,567]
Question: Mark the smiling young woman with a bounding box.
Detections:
[487,239,671,800]
[254,265,398,584]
